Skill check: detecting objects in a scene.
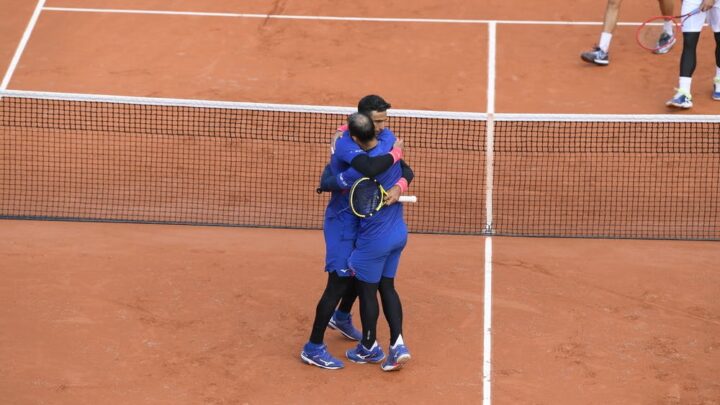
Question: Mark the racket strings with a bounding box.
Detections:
[351,180,383,217]
[637,17,677,50]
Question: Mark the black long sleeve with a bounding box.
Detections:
[349,154,394,177]
[318,159,414,193]
[399,159,414,184]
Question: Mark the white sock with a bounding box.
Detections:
[715,67,720,89]
[598,32,612,52]
[663,21,674,35]
[678,77,692,94]
[364,341,378,351]
[392,334,405,349]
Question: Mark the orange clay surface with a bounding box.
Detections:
[1,0,719,403]
[2,0,720,112]
[1,221,719,404]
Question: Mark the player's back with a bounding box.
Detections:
[357,142,404,241]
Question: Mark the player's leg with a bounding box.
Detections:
[345,240,387,364]
[379,276,403,347]
[714,31,720,100]
[654,0,677,54]
[377,227,407,346]
[307,272,353,345]
[666,33,700,107]
[378,228,411,371]
[379,276,411,372]
[710,4,720,100]
[602,0,623,34]
[301,272,353,369]
[581,0,621,65]
[337,280,356,314]
[346,279,385,363]
[323,213,362,341]
[328,278,362,341]
[668,0,704,108]
[658,0,673,16]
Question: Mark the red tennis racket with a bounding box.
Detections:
[636,7,702,53]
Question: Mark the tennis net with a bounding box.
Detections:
[1,90,718,240]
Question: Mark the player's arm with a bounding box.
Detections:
[335,132,404,177]
[383,160,413,205]
[321,127,404,191]
[399,159,414,184]
[321,159,414,192]
[349,138,404,177]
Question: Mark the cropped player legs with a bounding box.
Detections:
[680,32,701,77]
[714,32,720,100]
[378,242,405,345]
[602,0,622,34]
[322,213,362,340]
[379,276,403,345]
[601,0,673,34]
[356,280,381,348]
[658,0,674,19]
[350,226,407,348]
[583,0,675,64]
[308,272,354,344]
[668,1,720,107]
[337,280,357,313]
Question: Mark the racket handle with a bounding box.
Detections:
[399,195,417,203]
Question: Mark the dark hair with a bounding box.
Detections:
[357,95,391,115]
[347,113,375,143]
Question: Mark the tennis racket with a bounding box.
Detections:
[636,8,701,52]
[349,177,417,218]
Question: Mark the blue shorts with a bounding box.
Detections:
[323,210,358,277]
[348,223,408,284]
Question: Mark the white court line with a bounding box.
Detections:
[1,0,46,91]
[42,6,650,26]
[483,236,493,405]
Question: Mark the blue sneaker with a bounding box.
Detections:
[300,343,344,370]
[381,344,412,371]
[328,311,362,341]
[666,89,693,109]
[346,342,385,364]
[713,78,720,101]
[580,46,609,66]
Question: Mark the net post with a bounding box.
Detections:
[484,21,496,236]
[484,113,494,236]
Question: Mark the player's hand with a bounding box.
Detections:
[701,0,715,11]
[330,130,343,154]
[384,185,402,206]
[393,138,404,152]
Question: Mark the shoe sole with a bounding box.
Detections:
[381,353,412,372]
[653,39,676,54]
[346,353,386,364]
[328,319,361,341]
[713,94,720,101]
[666,101,693,109]
[300,352,343,370]
[580,55,608,66]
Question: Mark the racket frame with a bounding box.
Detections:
[349,177,417,218]
[635,8,702,52]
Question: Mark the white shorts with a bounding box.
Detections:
[681,0,720,32]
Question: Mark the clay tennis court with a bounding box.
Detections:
[1,1,719,404]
